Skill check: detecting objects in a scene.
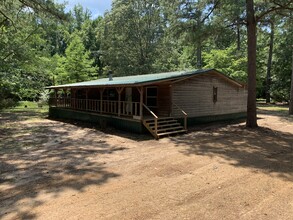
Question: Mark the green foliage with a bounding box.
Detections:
[55,33,97,84]
[0,0,67,105]
[38,90,50,105]
[101,0,166,76]
[270,17,293,102]
[203,46,247,82]
[0,99,18,111]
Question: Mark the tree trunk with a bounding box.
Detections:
[237,21,241,51]
[266,21,274,103]
[196,41,202,69]
[196,16,202,69]
[246,0,258,127]
[289,49,293,114]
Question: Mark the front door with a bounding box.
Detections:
[146,87,158,113]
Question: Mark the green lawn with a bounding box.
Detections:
[257,105,289,112]
[3,101,49,114]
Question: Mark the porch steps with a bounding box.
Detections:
[143,117,187,139]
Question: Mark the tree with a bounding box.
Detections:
[264,18,274,103]
[57,33,97,83]
[69,4,91,31]
[0,0,67,107]
[289,50,293,115]
[203,45,247,82]
[203,0,292,126]
[165,0,220,69]
[246,0,258,127]
[101,0,166,76]
[245,0,293,127]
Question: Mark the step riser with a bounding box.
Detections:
[144,118,175,123]
[152,127,184,133]
[148,121,177,125]
[148,123,182,128]
[143,117,187,139]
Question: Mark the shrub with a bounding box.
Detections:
[0,98,18,110]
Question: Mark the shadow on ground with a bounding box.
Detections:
[170,122,293,182]
[48,116,153,142]
[0,111,123,219]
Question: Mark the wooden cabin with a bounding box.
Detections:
[47,69,247,138]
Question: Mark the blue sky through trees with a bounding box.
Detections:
[56,0,112,17]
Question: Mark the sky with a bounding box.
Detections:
[56,0,112,18]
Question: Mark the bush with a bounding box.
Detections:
[271,89,290,102]
[0,98,18,110]
[38,90,50,105]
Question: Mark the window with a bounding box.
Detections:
[146,87,158,107]
[213,86,218,103]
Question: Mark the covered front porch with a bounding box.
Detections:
[48,84,187,138]
[49,85,172,120]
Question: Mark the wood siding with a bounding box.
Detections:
[172,73,247,118]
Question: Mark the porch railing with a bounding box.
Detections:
[143,103,159,135]
[172,103,187,130]
[49,98,140,117]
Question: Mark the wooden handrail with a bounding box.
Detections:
[143,103,158,136]
[142,103,158,119]
[172,103,187,130]
[173,103,187,116]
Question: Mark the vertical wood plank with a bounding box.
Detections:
[137,87,144,119]
[85,89,89,111]
[116,87,123,117]
[100,88,104,113]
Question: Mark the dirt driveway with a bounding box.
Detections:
[0,109,292,220]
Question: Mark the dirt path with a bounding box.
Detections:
[0,110,292,220]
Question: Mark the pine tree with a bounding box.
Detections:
[63,33,97,83]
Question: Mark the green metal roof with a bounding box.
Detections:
[47,69,242,89]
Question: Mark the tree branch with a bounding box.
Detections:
[18,0,67,20]
[0,9,17,31]
[225,19,247,28]
[256,1,293,22]
[201,0,220,23]
[1,26,40,62]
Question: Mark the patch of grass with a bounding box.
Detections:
[257,105,288,112]
[2,101,49,114]
[257,104,292,122]
[17,101,38,108]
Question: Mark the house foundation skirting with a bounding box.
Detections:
[49,107,246,134]
[176,112,247,126]
[49,107,147,133]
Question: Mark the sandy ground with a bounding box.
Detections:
[0,109,292,220]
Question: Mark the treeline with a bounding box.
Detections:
[0,0,292,109]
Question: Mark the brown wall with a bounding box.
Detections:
[171,73,247,118]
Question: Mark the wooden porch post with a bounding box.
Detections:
[137,86,144,120]
[116,87,123,117]
[71,89,75,109]
[99,88,105,113]
[63,89,67,107]
[85,89,89,111]
[54,89,58,107]
[169,84,173,117]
